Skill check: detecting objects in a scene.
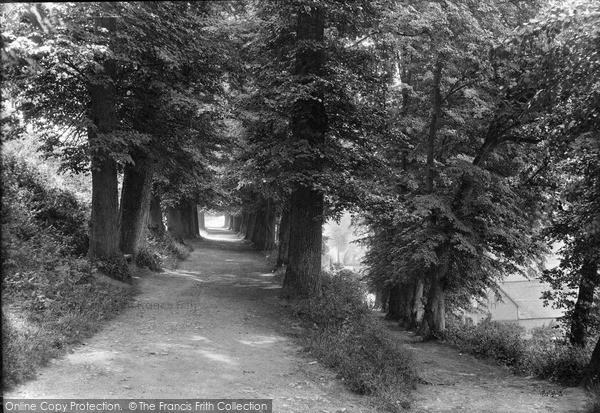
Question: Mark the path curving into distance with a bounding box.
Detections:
[4,227,590,412]
[4,228,374,412]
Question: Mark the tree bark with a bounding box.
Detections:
[252,200,277,251]
[402,282,415,325]
[570,259,598,347]
[281,6,327,299]
[251,203,268,247]
[583,335,600,388]
[423,275,446,336]
[184,202,196,237]
[265,206,277,251]
[191,204,199,237]
[282,187,324,298]
[410,281,424,329]
[166,204,185,241]
[148,194,165,235]
[232,215,242,232]
[276,207,291,268]
[244,212,258,241]
[421,59,446,335]
[87,31,121,262]
[387,284,402,320]
[423,250,449,337]
[240,212,249,237]
[119,150,153,255]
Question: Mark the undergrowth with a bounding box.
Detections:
[587,384,600,413]
[135,231,193,271]
[1,155,133,390]
[291,271,416,412]
[444,317,593,386]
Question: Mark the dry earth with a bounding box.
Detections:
[381,320,589,412]
[4,228,591,412]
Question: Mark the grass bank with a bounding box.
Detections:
[279,268,417,412]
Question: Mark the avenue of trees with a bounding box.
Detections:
[2,0,598,387]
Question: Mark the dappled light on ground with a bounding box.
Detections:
[239,335,287,347]
[5,230,375,412]
[195,349,238,366]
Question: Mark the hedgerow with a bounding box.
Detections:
[444,317,593,386]
[291,271,416,412]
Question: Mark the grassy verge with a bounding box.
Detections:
[288,271,416,412]
[0,155,136,390]
[2,262,133,389]
[443,317,593,386]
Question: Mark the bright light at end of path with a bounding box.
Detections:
[205,214,225,228]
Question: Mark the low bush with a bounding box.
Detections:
[2,156,89,257]
[292,272,416,412]
[521,332,592,386]
[444,318,593,386]
[135,231,192,271]
[1,156,132,389]
[444,317,526,367]
[135,245,163,272]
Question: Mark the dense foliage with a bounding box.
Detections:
[1,155,132,389]
[2,0,599,400]
[445,318,593,386]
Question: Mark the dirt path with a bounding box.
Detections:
[4,229,590,412]
[4,229,375,412]
[380,319,589,412]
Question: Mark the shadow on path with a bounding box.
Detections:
[4,228,376,412]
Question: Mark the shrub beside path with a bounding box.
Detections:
[381,319,589,412]
[4,228,591,412]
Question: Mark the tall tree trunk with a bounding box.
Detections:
[191,204,199,237]
[119,151,153,255]
[422,59,446,336]
[166,205,184,241]
[184,202,196,237]
[224,214,232,229]
[402,282,415,325]
[583,335,600,388]
[570,259,598,347]
[87,29,120,262]
[381,287,390,313]
[387,284,402,320]
[245,212,258,241]
[251,203,268,248]
[410,281,424,329]
[232,215,242,232]
[282,187,324,298]
[424,275,446,336]
[252,200,277,251]
[264,205,277,251]
[276,207,291,268]
[281,6,327,299]
[423,249,449,337]
[240,212,249,237]
[148,194,165,235]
